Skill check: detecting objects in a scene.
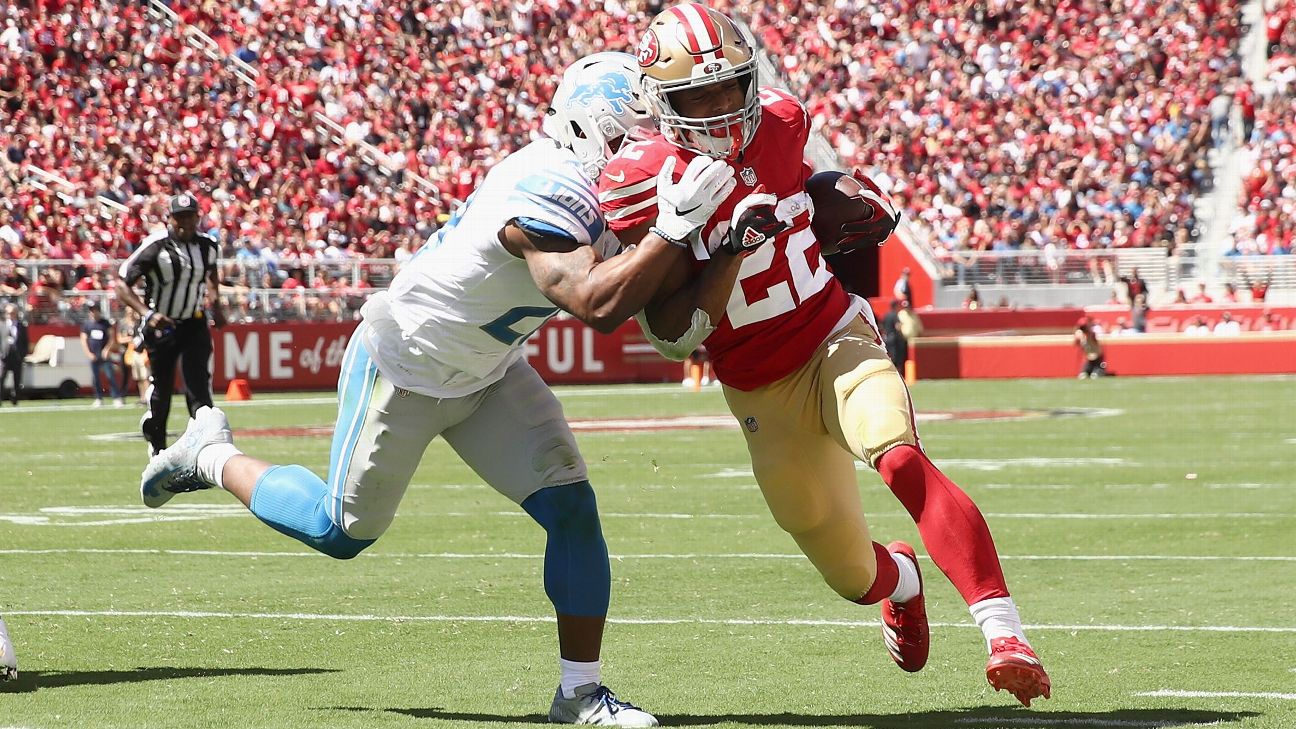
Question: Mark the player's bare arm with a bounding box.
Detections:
[615,189,787,343]
[205,268,227,328]
[500,222,686,334]
[113,273,174,329]
[503,155,737,333]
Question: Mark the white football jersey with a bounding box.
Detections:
[360,140,622,398]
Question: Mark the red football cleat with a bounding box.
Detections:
[880,541,928,672]
[986,637,1052,707]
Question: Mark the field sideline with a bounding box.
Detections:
[1,376,1294,728]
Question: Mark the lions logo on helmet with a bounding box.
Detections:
[637,3,762,159]
[570,73,637,116]
[544,53,655,179]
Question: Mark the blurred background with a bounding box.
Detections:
[1,0,1294,398]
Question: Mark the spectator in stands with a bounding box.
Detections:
[1121,268,1149,304]
[1221,282,1241,303]
[963,285,982,311]
[1256,311,1281,332]
[1210,86,1232,147]
[1236,82,1257,143]
[1242,269,1272,302]
[1074,318,1108,379]
[1184,316,1212,335]
[0,263,28,296]
[1213,311,1242,335]
[1172,288,1190,304]
[1189,283,1214,304]
[1131,293,1150,333]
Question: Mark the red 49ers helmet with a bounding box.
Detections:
[635,3,761,160]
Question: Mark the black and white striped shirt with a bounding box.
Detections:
[119,230,219,321]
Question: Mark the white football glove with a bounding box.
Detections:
[653,155,738,243]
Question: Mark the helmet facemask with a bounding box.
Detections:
[644,68,760,159]
[637,3,763,160]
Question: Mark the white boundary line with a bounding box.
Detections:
[5,610,1295,633]
[485,511,1292,520]
[1136,689,1296,701]
[954,719,1212,728]
[2,548,1295,563]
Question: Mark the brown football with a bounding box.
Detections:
[806,170,875,255]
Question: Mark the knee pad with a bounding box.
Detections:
[840,358,918,467]
[250,465,375,560]
[522,482,610,617]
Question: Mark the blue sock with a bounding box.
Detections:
[249,465,374,560]
[521,482,611,617]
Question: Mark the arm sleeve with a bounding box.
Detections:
[634,308,716,362]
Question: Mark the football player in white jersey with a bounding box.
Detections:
[137,52,769,727]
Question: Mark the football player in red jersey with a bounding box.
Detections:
[599,2,1051,707]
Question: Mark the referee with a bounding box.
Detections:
[114,193,227,455]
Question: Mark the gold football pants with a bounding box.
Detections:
[723,316,919,599]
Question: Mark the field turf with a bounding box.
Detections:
[1,375,1293,728]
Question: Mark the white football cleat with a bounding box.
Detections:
[140,406,232,508]
[548,683,658,726]
[0,617,16,682]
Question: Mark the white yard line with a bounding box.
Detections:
[0,387,686,415]
[4,509,1289,525]
[1136,690,1296,701]
[3,548,1295,562]
[6,610,1295,633]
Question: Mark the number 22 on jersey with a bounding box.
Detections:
[725,225,833,328]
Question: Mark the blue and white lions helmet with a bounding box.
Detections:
[543,52,654,179]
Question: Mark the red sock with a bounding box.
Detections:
[855,541,899,605]
[877,445,1009,605]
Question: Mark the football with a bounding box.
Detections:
[806,170,901,255]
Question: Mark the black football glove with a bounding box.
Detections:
[722,187,788,256]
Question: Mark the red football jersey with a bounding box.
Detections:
[599,89,856,390]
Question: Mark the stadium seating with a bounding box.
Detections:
[0,0,1282,319]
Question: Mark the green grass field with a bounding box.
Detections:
[2,376,1294,728]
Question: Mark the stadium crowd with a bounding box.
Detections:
[1230,0,1296,257]
[0,0,1277,320]
[745,0,1246,287]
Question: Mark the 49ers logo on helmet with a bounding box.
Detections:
[637,30,660,67]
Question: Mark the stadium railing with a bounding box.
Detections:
[4,258,402,324]
[10,247,1292,326]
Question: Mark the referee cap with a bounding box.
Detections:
[169,193,199,217]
